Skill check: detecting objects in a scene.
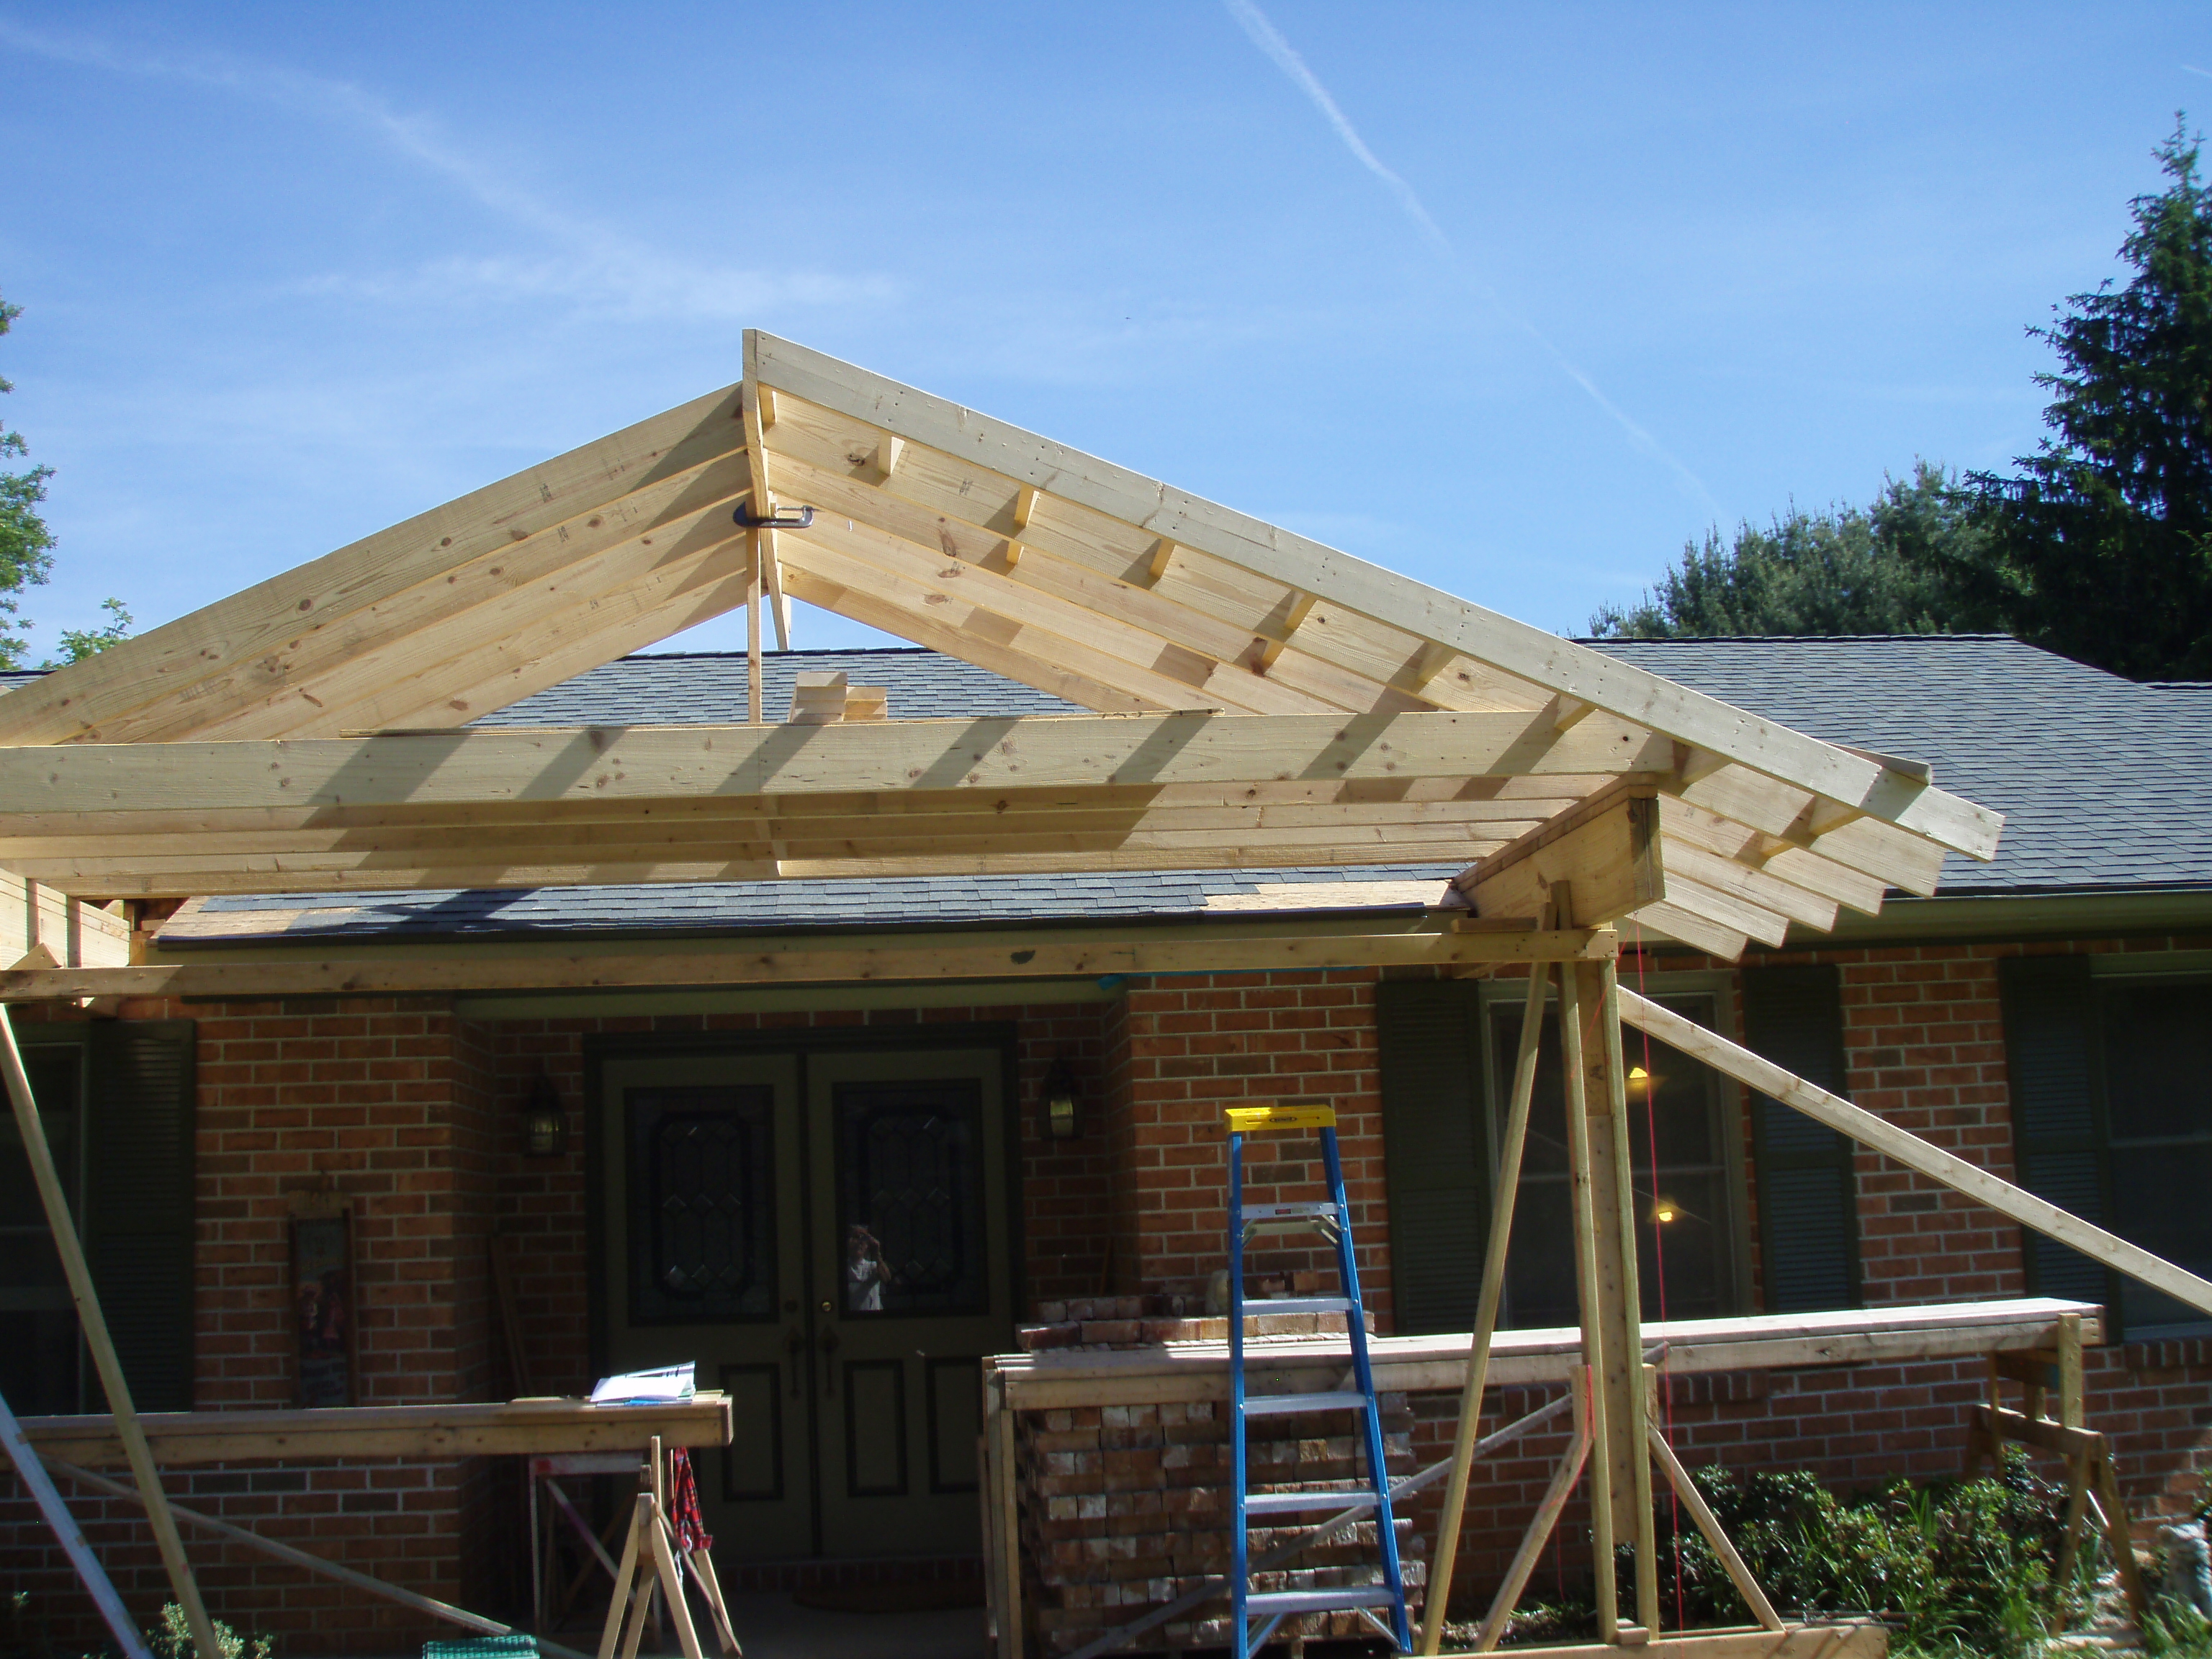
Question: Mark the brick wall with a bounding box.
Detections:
[1,994,508,1650]
[1104,970,1393,1326]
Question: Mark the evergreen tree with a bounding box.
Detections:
[1951,119,2212,679]
[0,292,55,670]
[1589,462,1976,638]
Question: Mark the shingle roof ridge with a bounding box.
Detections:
[1573,632,2024,645]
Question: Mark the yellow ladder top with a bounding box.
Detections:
[1222,1099,1336,1134]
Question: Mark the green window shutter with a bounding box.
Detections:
[1743,966,1860,1313]
[84,1020,197,1412]
[1377,981,1486,1336]
[1998,956,2110,1309]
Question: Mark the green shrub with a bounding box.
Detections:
[1619,1450,2092,1658]
[146,1606,271,1659]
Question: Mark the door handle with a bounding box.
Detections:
[783,1324,804,1398]
[819,1326,840,1396]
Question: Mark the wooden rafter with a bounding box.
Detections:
[0,332,2007,955]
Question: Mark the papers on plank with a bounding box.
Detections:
[589,1362,696,1406]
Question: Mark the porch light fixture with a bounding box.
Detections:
[1041,1056,1081,1140]
[1627,1064,1652,1097]
[523,1073,569,1159]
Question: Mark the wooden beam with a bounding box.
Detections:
[0,385,747,746]
[0,922,1618,1002]
[1457,783,1662,925]
[1622,899,1749,961]
[741,379,789,652]
[749,331,2000,864]
[19,1395,733,1469]
[0,710,1676,817]
[1619,987,2212,1318]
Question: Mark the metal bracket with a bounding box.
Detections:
[733,503,814,530]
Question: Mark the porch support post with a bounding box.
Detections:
[0,1009,221,1656]
[1557,902,1658,1640]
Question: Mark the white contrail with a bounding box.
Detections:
[0,17,889,321]
[2183,63,2212,81]
[1221,0,1717,512]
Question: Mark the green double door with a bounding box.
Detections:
[598,1043,1014,1563]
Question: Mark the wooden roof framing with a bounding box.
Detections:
[0,333,2003,957]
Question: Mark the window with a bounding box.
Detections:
[1378,979,1747,1336]
[2002,957,2212,1340]
[0,1017,197,1414]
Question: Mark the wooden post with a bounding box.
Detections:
[746,526,763,727]
[0,1007,222,1657]
[1417,959,1552,1654]
[1593,956,1659,1637]
[1557,920,1655,1640]
[2056,1311,2084,1430]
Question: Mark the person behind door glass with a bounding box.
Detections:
[845,1223,895,1312]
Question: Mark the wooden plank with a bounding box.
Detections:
[17,1395,735,1469]
[989,1300,2099,1411]
[166,451,754,740]
[0,795,1563,865]
[1460,1629,1886,1659]
[1,872,129,968]
[1459,783,1661,924]
[1622,899,1749,961]
[0,385,747,745]
[0,776,1583,850]
[1660,871,1793,950]
[272,515,757,738]
[0,710,1675,817]
[1619,986,2212,1317]
[750,331,1998,863]
[1658,832,1840,932]
[0,924,1619,1002]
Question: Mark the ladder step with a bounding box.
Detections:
[1241,1390,1369,1416]
[1242,1202,1339,1220]
[1244,1588,1400,1615]
[1246,1296,1351,1316]
[1243,1489,1375,1514]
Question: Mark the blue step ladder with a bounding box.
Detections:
[1225,1100,1411,1657]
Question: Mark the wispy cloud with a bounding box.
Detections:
[0,16,894,323]
[1221,0,1718,513]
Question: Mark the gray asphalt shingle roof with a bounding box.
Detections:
[7,635,2207,942]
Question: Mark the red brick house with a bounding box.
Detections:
[0,335,2202,1651]
[3,634,2207,1650]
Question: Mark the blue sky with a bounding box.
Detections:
[1,3,2206,661]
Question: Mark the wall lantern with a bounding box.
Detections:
[1041,1056,1081,1141]
[523,1073,569,1159]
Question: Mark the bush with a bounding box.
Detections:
[1622,1450,2093,1658]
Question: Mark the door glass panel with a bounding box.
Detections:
[833,1080,987,1318]
[627,1087,778,1324]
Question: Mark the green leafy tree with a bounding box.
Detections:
[0,292,55,670]
[1589,462,1978,638]
[1949,118,2212,679]
[52,596,132,665]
